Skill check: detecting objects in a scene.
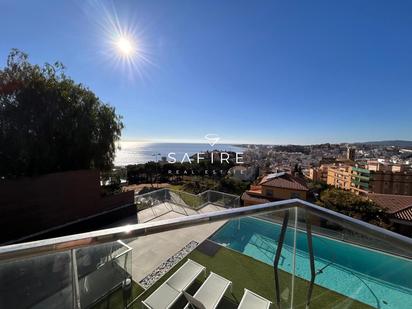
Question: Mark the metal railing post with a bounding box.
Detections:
[305,212,316,309]
[71,249,81,309]
[273,210,289,309]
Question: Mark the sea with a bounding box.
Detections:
[114,141,245,166]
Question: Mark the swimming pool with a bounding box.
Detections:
[209,217,412,308]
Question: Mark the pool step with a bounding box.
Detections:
[249,234,277,254]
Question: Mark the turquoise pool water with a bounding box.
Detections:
[209,217,412,309]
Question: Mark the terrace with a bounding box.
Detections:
[135,189,240,223]
[132,189,240,282]
[1,192,412,309]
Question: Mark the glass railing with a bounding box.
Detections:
[256,207,412,308]
[76,240,132,308]
[135,188,167,211]
[0,240,132,309]
[135,188,240,220]
[1,199,411,309]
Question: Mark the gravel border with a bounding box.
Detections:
[138,240,199,289]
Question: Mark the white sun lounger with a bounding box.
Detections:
[237,288,272,309]
[142,259,206,309]
[183,272,232,309]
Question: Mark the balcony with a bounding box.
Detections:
[1,193,412,309]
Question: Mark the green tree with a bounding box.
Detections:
[317,189,389,227]
[217,177,250,195]
[145,161,159,187]
[0,49,124,178]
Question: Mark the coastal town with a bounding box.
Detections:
[117,141,412,237]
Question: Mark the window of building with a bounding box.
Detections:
[266,189,273,197]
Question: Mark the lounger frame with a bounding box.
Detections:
[183,272,232,309]
[142,259,206,309]
[238,288,272,309]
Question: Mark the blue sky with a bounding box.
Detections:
[1,0,411,144]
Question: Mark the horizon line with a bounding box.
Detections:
[118,138,412,146]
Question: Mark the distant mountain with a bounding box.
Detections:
[353,140,412,147]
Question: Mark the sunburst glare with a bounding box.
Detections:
[116,36,135,56]
[83,1,155,81]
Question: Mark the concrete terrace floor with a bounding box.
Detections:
[128,202,227,282]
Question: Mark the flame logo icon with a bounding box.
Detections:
[204,134,220,147]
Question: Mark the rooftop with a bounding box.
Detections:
[241,191,270,204]
[368,193,412,222]
[259,173,309,191]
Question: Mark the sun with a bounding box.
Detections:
[116,37,135,56]
[89,0,153,80]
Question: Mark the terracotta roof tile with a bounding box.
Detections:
[259,173,309,191]
[394,208,412,221]
[241,192,270,204]
[368,193,412,213]
[368,193,412,222]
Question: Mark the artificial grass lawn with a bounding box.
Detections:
[129,246,371,309]
[171,190,203,208]
[168,184,183,191]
